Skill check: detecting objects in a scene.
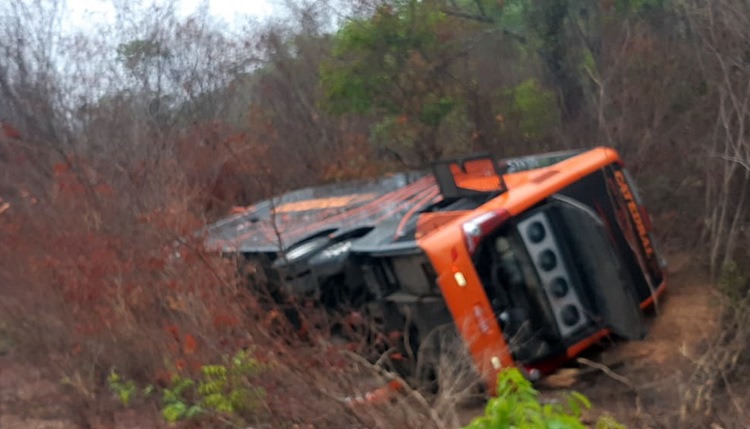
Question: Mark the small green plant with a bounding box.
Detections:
[107,350,264,426]
[506,78,560,140]
[161,374,204,422]
[197,350,264,416]
[464,368,625,429]
[108,369,140,407]
[162,350,265,424]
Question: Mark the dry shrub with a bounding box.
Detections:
[0,147,461,427]
[281,348,475,428]
[578,12,710,251]
[0,2,435,425]
[676,262,750,428]
[672,2,750,424]
[423,336,486,427]
[0,150,260,420]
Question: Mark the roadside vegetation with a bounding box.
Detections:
[0,0,748,427]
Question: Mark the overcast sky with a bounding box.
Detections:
[64,0,278,30]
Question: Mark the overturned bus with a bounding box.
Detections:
[205,146,667,390]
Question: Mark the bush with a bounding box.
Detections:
[464,368,625,429]
[109,350,265,426]
[0,153,263,424]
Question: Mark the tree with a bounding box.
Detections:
[321,1,468,163]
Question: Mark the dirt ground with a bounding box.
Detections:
[0,356,77,429]
[451,252,728,428]
[0,252,732,428]
[537,252,726,428]
[0,355,162,429]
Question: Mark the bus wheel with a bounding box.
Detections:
[414,324,481,397]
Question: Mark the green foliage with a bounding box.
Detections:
[370,115,418,152]
[321,1,446,116]
[495,0,530,35]
[107,351,264,426]
[107,369,139,407]
[506,79,560,139]
[162,375,203,422]
[196,351,264,416]
[581,49,596,75]
[162,350,265,424]
[597,416,628,429]
[463,368,626,429]
[419,97,455,127]
[162,400,204,423]
[320,0,676,158]
[320,0,596,155]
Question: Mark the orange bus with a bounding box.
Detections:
[205,146,667,390]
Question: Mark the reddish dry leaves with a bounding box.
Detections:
[2,151,260,387]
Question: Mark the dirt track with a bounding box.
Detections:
[0,253,729,428]
[547,252,724,427]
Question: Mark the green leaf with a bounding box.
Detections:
[202,364,228,379]
[162,402,187,423]
[569,391,592,414]
[108,369,120,384]
[202,392,226,409]
[143,385,154,397]
[185,405,204,419]
[118,382,135,406]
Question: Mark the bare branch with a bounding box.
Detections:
[577,357,636,390]
[710,153,750,171]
